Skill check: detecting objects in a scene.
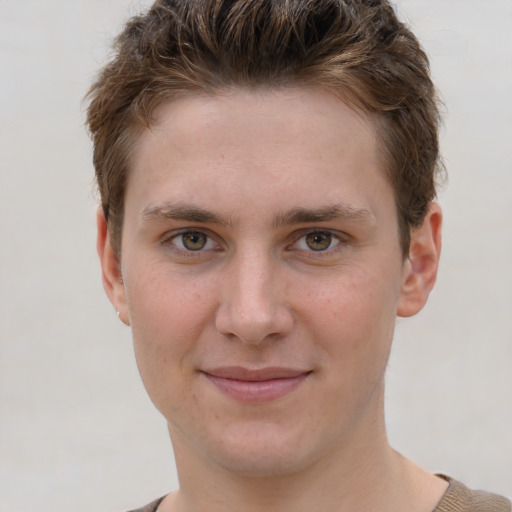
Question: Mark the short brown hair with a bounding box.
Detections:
[86,0,443,256]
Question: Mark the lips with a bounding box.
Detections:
[201,367,311,403]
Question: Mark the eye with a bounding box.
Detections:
[294,231,341,252]
[170,231,217,252]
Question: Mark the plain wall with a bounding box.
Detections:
[0,1,511,510]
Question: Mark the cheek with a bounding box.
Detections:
[296,267,399,366]
[127,262,211,335]
[123,266,215,400]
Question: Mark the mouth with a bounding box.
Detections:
[201,367,311,403]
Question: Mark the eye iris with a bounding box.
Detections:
[182,232,207,251]
[306,232,331,251]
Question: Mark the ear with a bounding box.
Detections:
[96,209,130,325]
[397,202,442,318]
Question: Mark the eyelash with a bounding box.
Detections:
[162,230,220,257]
[161,229,348,258]
[287,229,347,259]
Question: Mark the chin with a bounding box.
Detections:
[215,450,310,479]
[202,421,321,478]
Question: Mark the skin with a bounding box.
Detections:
[98,88,445,512]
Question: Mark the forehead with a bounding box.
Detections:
[127,87,389,222]
[143,87,377,157]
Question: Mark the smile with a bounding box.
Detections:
[202,367,311,403]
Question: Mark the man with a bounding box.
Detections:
[86,1,511,511]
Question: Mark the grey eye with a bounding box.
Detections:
[294,231,341,252]
[305,232,334,251]
[177,232,209,251]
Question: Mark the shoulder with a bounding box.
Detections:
[126,496,166,512]
[434,475,511,512]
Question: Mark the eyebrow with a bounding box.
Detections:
[272,204,375,227]
[141,202,374,227]
[141,203,234,227]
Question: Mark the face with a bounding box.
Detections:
[99,88,441,478]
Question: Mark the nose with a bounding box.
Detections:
[214,248,294,345]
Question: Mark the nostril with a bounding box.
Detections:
[214,294,293,345]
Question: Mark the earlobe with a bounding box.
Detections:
[96,209,130,326]
[397,203,442,318]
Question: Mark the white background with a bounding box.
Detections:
[0,1,511,510]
